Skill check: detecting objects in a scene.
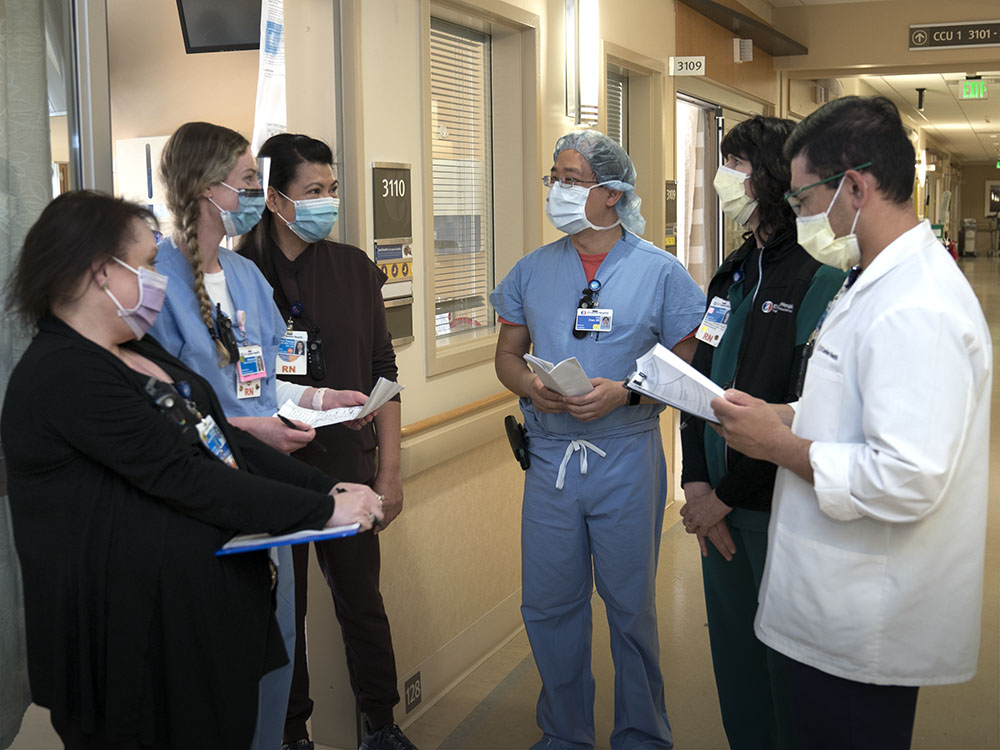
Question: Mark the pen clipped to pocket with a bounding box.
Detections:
[504,415,530,471]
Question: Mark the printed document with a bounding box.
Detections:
[626,343,724,423]
[277,377,404,428]
[523,353,594,397]
[217,523,360,556]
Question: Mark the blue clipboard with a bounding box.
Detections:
[216,523,361,556]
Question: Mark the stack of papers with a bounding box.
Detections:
[277,377,404,428]
[625,344,724,423]
[216,523,360,556]
[523,354,593,396]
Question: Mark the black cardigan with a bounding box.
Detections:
[1,317,337,749]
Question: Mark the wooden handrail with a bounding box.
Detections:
[401,391,517,439]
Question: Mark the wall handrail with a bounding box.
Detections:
[400,391,517,439]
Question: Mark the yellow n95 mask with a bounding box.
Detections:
[713,165,757,226]
[795,176,862,271]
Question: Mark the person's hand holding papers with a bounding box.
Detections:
[563,378,630,422]
[528,374,568,414]
[711,389,813,483]
[318,388,372,430]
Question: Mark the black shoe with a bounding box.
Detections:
[359,720,418,750]
[281,740,315,750]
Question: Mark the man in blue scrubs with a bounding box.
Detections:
[491,131,705,750]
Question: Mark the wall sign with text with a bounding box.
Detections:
[910,20,1000,50]
[372,162,412,241]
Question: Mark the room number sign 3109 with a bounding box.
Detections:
[669,56,706,76]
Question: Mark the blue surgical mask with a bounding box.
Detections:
[276,191,339,242]
[209,182,266,236]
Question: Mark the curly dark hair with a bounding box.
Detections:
[720,116,797,241]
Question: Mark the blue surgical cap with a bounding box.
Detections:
[553,130,645,235]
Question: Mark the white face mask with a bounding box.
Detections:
[545,181,621,235]
[795,176,862,271]
[713,165,757,226]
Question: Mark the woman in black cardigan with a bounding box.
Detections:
[1,191,384,750]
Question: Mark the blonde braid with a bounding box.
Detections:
[180,200,232,366]
[160,121,249,368]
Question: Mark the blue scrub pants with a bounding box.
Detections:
[252,545,296,749]
[521,424,672,750]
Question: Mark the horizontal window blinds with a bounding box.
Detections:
[431,18,495,337]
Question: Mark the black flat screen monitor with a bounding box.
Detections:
[176,0,261,54]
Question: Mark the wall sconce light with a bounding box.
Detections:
[565,0,599,125]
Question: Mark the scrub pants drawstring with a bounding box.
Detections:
[555,439,607,490]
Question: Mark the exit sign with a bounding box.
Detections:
[963,79,988,99]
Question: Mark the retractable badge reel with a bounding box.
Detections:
[574,279,613,338]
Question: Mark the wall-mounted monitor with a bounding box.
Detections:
[176,0,260,54]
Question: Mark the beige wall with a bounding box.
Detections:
[107,0,258,144]
[772,0,1000,77]
[675,2,779,108]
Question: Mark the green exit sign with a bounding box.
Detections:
[963,79,988,99]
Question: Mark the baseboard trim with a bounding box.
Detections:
[397,588,524,730]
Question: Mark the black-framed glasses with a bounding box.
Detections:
[572,279,602,338]
[542,175,600,189]
[783,161,872,215]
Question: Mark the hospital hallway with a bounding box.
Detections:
[394,252,1000,749]
[9,254,1000,750]
[402,253,1000,748]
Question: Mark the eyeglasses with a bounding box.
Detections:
[783,161,872,215]
[542,175,600,189]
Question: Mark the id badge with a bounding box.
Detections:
[236,378,262,400]
[237,345,266,383]
[696,297,731,347]
[575,307,613,332]
[196,415,238,469]
[277,330,308,376]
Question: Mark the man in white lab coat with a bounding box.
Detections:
[712,96,992,750]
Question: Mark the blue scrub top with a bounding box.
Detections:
[150,237,287,419]
[491,231,705,438]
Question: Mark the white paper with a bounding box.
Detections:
[626,343,725,423]
[277,377,404,428]
[251,0,287,153]
[523,354,594,397]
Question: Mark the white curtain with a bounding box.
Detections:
[0,0,53,745]
[677,100,708,288]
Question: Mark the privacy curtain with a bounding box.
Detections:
[1,0,53,744]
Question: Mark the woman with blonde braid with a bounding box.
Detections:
[150,122,373,749]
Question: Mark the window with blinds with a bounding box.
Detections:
[607,69,628,150]
[430,18,495,339]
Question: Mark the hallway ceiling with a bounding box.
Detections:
[859,72,1000,164]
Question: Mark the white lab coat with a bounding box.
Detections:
[755,220,992,686]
